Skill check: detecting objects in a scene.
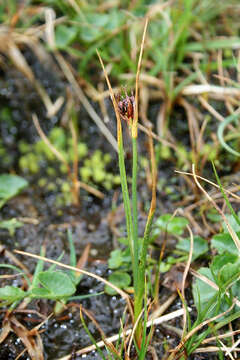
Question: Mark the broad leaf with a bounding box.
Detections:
[176,236,208,261]
[0,174,28,208]
[34,271,76,300]
[105,271,131,295]
[0,286,26,303]
[211,232,240,255]
[55,25,78,49]
[153,214,188,236]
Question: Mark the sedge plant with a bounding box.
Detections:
[97,18,157,352]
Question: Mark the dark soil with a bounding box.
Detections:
[0,51,223,360]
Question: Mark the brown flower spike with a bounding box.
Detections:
[117,92,135,122]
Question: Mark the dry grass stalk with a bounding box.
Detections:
[4,36,64,117]
[43,8,118,151]
[202,329,240,345]
[33,113,104,202]
[168,302,235,359]
[182,84,240,97]
[193,346,240,354]
[190,267,240,308]
[149,293,177,321]
[57,307,190,360]
[14,249,131,307]
[175,170,240,201]
[192,164,240,252]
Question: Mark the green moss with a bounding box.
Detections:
[17,126,119,205]
[103,153,111,164]
[78,143,88,158]
[46,167,57,176]
[47,182,57,191]
[38,178,47,187]
[19,153,40,174]
[19,141,31,154]
[201,144,217,161]
[113,175,121,185]
[61,182,71,193]
[92,169,105,183]
[50,127,66,149]
[80,167,92,182]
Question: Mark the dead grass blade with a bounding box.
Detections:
[175,170,240,201]
[33,114,70,169]
[182,84,240,97]
[80,305,122,359]
[0,273,23,279]
[57,307,190,360]
[191,164,240,253]
[190,267,240,308]
[6,41,63,117]
[43,7,118,151]
[149,293,177,321]
[80,305,106,339]
[74,243,90,278]
[168,302,235,360]
[0,319,11,343]
[32,113,104,200]
[201,329,240,345]
[11,315,44,360]
[193,346,240,354]
[14,249,132,310]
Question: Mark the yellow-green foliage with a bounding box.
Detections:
[80,150,120,190]
[18,126,120,191]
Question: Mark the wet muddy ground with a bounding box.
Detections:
[0,51,225,360]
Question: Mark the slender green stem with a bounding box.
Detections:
[134,130,156,344]
[134,211,155,345]
[118,136,135,280]
[132,135,139,296]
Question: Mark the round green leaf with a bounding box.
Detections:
[36,271,76,300]
[105,271,131,295]
[0,174,28,208]
[0,286,26,302]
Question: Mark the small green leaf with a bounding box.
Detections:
[159,261,171,273]
[31,287,50,298]
[211,232,240,255]
[153,214,188,236]
[0,218,23,236]
[176,236,208,261]
[34,271,76,300]
[108,249,124,269]
[192,267,217,310]
[206,209,221,222]
[55,25,78,49]
[223,213,240,233]
[211,253,238,276]
[0,286,26,303]
[219,261,240,287]
[0,174,28,208]
[105,271,131,295]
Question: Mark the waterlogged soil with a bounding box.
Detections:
[0,51,223,360]
[0,187,177,360]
